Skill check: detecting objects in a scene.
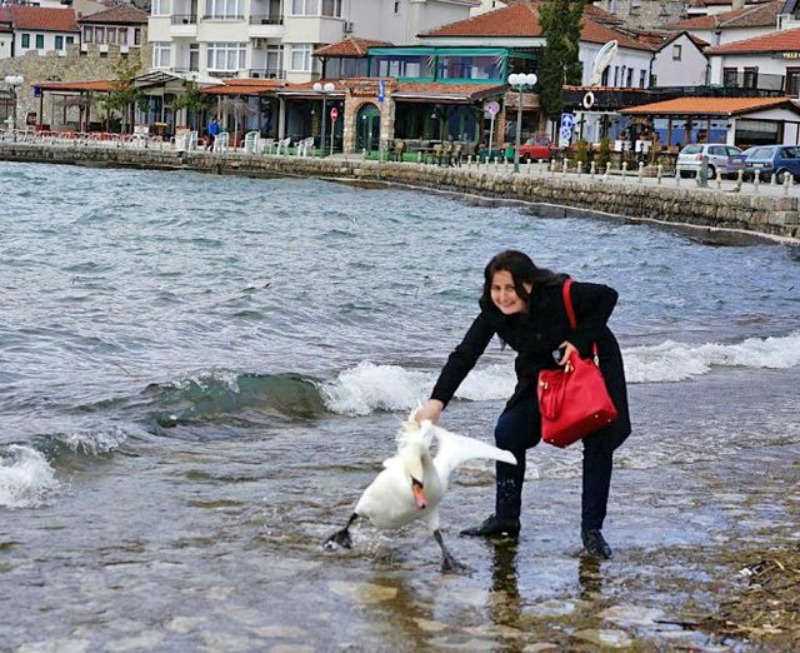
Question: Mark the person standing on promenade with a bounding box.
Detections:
[414,250,631,559]
[206,116,220,151]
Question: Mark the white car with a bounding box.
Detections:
[676,144,747,179]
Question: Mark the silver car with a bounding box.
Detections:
[677,144,747,179]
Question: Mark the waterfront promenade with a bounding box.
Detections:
[1,135,799,243]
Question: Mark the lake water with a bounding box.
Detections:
[1,161,798,651]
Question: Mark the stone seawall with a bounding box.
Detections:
[2,143,798,242]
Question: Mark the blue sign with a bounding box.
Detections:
[378,79,385,103]
[561,113,575,129]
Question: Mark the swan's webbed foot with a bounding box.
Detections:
[323,513,358,550]
[434,529,472,575]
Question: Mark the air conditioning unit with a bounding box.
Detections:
[342,21,354,34]
[253,38,267,49]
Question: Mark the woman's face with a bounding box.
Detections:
[490,270,531,315]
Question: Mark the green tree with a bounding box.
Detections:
[101,58,143,133]
[538,0,585,131]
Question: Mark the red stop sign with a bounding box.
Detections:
[330,107,339,121]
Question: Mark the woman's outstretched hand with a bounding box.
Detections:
[414,399,444,425]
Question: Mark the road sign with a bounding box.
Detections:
[486,101,501,116]
[330,107,338,121]
[559,126,572,149]
[561,113,575,129]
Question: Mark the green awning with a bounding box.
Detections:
[368,47,511,57]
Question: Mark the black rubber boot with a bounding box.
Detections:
[460,514,521,537]
[581,528,613,559]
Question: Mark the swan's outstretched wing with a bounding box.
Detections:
[422,421,516,483]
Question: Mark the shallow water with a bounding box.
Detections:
[1,161,798,651]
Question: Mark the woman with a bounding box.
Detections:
[414,250,630,559]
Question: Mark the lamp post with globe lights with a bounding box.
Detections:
[313,81,335,157]
[4,75,24,131]
[507,73,537,173]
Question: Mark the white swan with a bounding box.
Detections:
[324,413,517,572]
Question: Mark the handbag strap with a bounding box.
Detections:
[562,279,600,361]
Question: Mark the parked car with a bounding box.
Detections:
[741,144,800,182]
[518,135,557,161]
[676,143,747,179]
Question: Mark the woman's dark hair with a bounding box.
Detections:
[479,250,567,311]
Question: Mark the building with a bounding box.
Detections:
[146,0,480,84]
[78,4,148,56]
[651,31,710,87]
[661,0,784,46]
[0,5,79,59]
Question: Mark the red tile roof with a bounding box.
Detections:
[706,26,800,53]
[10,6,79,32]
[620,96,795,116]
[420,1,652,51]
[34,79,116,92]
[665,0,782,30]
[77,5,149,25]
[314,37,392,58]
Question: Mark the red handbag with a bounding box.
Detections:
[537,279,618,448]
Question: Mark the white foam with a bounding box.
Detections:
[624,330,800,383]
[0,445,59,509]
[58,427,129,455]
[321,331,800,414]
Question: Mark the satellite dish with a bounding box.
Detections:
[590,40,618,86]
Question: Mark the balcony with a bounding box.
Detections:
[248,68,285,79]
[170,14,198,38]
[248,15,285,39]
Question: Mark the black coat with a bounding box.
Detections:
[430,280,631,449]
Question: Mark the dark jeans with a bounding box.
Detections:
[493,387,615,531]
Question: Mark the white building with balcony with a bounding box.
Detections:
[146,0,479,83]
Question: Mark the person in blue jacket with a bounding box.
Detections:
[415,250,630,559]
[206,116,220,150]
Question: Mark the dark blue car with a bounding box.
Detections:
[741,145,800,182]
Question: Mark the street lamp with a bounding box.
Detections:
[4,75,24,131]
[507,72,537,173]
[313,81,335,157]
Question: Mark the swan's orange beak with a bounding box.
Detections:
[411,479,427,510]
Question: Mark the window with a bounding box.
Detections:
[743,66,758,89]
[107,28,116,45]
[83,26,93,43]
[625,67,633,87]
[66,36,74,46]
[374,55,432,79]
[189,43,199,71]
[266,45,283,76]
[35,34,44,49]
[207,42,246,71]
[639,69,647,88]
[723,67,738,87]
[786,67,800,95]
[151,0,170,15]
[55,35,63,50]
[291,0,319,15]
[672,44,682,61]
[205,0,243,19]
[321,0,341,17]
[289,43,312,71]
[437,56,502,81]
[394,1,400,13]
[152,41,171,68]
[95,27,105,45]
[119,28,128,45]
[21,33,30,48]
[134,29,141,45]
